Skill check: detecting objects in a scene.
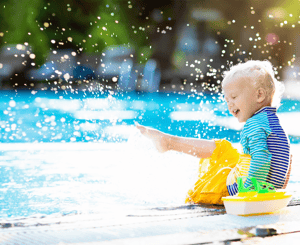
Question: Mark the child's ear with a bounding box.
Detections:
[257,88,266,103]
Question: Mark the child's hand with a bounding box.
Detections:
[135,123,169,153]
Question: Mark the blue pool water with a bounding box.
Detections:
[1,90,300,144]
[0,90,300,219]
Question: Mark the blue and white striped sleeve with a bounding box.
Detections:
[244,127,272,188]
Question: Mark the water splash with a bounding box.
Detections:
[0,1,300,220]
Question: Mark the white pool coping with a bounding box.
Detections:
[1,205,300,244]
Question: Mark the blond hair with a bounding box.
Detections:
[222,60,284,108]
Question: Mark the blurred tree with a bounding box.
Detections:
[147,0,188,71]
[0,0,297,79]
[0,0,143,66]
[187,0,299,70]
[83,0,132,53]
[0,0,50,65]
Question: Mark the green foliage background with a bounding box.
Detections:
[0,0,150,66]
[0,0,298,69]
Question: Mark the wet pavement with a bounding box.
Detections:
[1,204,300,244]
[0,142,299,244]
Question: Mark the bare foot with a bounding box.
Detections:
[135,123,169,153]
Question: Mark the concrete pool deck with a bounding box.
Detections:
[0,143,300,244]
[1,204,300,244]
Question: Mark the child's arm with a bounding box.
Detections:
[243,128,272,187]
[136,124,216,158]
[282,155,292,189]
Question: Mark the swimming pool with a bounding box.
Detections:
[0,90,300,219]
[1,90,300,144]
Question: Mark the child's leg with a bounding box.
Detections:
[136,123,216,158]
[186,139,242,204]
[136,123,169,153]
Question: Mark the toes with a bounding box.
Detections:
[136,124,147,134]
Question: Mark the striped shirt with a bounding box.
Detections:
[240,107,290,189]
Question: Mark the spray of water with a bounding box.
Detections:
[0,1,300,219]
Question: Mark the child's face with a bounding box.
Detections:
[223,77,261,123]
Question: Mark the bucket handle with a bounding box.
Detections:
[237,177,276,194]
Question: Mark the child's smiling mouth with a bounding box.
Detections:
[232,109,240,116]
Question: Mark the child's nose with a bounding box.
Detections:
[227,100,233,107]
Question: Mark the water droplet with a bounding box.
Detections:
[9,100,16,107]
[29,54,36,59]
[63,73,70,81]
[16,44,24,50]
